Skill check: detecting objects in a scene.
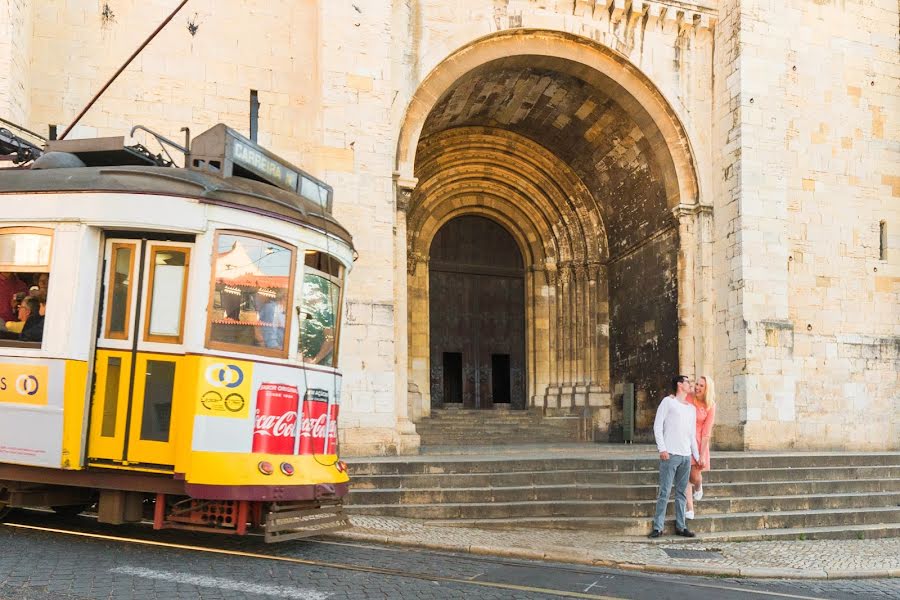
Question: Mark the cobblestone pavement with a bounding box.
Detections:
[1,515,900,600]
[337,515,900,579]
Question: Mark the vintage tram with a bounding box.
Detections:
[0,124,352,542]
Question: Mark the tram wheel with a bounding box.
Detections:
[0,488,10,521]
[51,504,90,517]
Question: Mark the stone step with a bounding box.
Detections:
[418,506,900,535]
[419,428,581,446]
[348,454,900,475]
[686,522,900,542]
[415,426,581,436]
[346,491,900,519]
[347,478,900,504]
[417,437,583,447]
[417,415,556,422]
[347,452,900,540]
[416,425,581,433]
[349,465,900,488]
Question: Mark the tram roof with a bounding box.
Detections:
[0,164,353,246]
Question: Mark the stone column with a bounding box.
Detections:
[673,203,709,380]
[392,174,420,453]
[559,262,574,407]
[544,262,559,409]
[696,205,715,377]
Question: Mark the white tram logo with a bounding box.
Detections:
[204,363,244,389]
[15,374,40,396]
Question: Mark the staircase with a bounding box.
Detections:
[346,451,900,541]
[414,408,583,447]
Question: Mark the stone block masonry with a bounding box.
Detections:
[0,0,895,454]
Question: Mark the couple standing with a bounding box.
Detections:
[648,374,717,538]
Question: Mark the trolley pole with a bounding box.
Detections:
[59,0,190,140]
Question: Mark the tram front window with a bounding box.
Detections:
[207,232,296,357]
[300,251,343,367]
[0,228,52,346]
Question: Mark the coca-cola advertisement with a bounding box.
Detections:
[299,388,339,455]
[252,383,299,454]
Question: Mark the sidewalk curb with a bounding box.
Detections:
[328,530,898,580]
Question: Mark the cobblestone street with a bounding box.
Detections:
[1,512,898,599]
[340,515,900,579]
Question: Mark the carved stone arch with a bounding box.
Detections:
[396,29,702,210]
[412,127,609,264]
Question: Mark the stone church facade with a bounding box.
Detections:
[1,1,897,454]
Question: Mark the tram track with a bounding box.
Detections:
[0,511,833,600]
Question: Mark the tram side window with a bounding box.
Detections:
[0,228,52,347]
[300,251,343,367]
[207,232,296,357]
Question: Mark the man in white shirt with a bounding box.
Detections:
[649,375,703,538]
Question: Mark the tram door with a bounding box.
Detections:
[87,237,192,470]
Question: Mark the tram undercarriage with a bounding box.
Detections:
[0,462,350,542]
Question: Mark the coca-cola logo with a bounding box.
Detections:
[298,413,334,439]
[254,410,297,438]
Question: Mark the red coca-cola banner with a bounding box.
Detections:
[252,383,299,455]
[299,388,339,455]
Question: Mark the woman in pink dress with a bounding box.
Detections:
[685,375,716,519]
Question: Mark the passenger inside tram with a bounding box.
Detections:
[17,295,44,343]
[0,272,48,343]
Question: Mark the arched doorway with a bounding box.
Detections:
[397,30,707,443]
[429,216,526,410]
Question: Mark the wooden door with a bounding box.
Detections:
[428,216,525,410]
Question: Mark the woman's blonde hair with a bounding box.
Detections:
[699,375,716,408]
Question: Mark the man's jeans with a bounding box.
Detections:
[652,453,691,532]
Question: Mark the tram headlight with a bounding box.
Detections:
[280,462,294,476]
[257,461,274,476]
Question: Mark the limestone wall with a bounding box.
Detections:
[14,0,406,454]
[0,0,32,125]
[731,0,899,450]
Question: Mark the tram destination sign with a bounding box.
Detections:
[231,137,299,192]
[189,124,333,213]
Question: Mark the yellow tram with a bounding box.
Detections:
[0,124,352,542]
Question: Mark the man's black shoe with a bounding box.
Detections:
[648,529,662,538]
[675,528,696,538]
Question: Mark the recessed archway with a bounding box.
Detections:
[397,29,707,441]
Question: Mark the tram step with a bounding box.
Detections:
[264,502,351,543]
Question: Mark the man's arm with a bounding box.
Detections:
[654,397,669,455]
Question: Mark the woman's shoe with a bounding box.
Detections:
[693,488,703,501]
[685,510,694,520]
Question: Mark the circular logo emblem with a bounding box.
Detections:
[15,374,39,396]
[224,393,245,413]
[200,390,223,410]
[204,363,244,389]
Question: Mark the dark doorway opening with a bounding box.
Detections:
[491,353,511,404]
[442,352,463,404]
[429,216,526,409]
